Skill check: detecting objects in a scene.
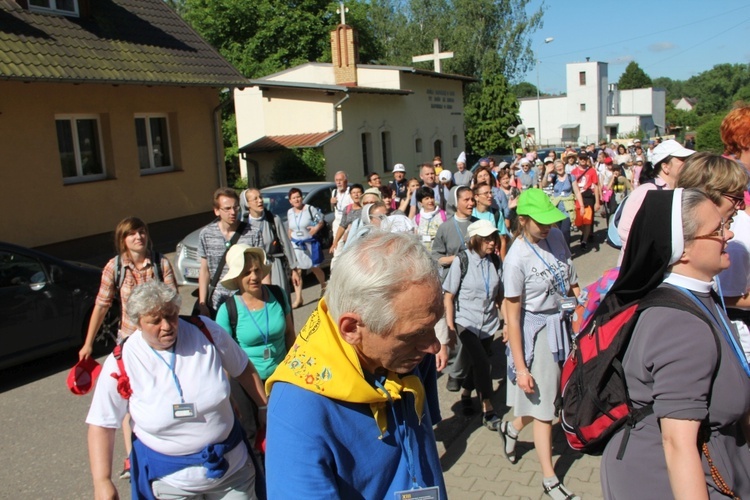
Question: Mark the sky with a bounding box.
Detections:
[524,0,750,94]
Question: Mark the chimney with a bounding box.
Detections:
[331,24,358,86]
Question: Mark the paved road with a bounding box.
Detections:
[0,229,618,499]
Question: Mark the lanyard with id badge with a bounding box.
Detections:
[150,343,197,419]
[523,235,575,315]
[243,295,272,360]
[372,379,441,500]
[292,209,305,239]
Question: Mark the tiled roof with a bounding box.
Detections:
[239,132,340,154]
[0,0,247,86]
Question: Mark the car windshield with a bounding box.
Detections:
[262,190,311,220]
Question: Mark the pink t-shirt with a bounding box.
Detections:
[616,178,668,265]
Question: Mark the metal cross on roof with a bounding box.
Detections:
[411,38,454,73]
[336,1,348,25]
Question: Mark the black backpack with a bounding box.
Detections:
[558,286,721,457]
[307,205,332,248]
[223,285,286,340]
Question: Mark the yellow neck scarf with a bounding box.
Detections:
[266,299,425,436]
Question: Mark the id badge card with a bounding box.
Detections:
[394,486,440,500]
[295,231,305,237]
[558,296,577,315]
[393,486,440,500]
[173,403,196,419]
[422,234,432,242]
[263,347,271,360]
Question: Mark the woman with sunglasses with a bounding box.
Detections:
[499,189,580,500]
[599,188,750,499]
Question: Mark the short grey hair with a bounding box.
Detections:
[126,281,181,324]
[682,188,712,241]
[326,230,442,335]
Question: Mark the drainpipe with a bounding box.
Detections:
[213,88,235,187]
[332,93,349,131]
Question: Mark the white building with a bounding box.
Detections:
[234,24,472,186]
[518,61,666,147]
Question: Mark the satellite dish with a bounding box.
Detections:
[506,126,517,137]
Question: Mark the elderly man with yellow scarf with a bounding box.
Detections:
[265,230,446,499]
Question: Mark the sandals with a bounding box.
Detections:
[498,421,518,464]
[482,412,501,431]
[543,481,579,500]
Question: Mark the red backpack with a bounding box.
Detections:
[558,286,719,457]
[110,316,214,400]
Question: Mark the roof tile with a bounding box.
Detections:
[0,0,247,86]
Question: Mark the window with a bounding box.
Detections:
[0,250,46,289]
[135,115,173,173]
[381,131,392,171]
[433,140,442,158]
[361,133,373,176]
[452,135,458,148]
[579,71,586,85]
[28,0,78,15]
[415,138,423,153]
[55,115,106,184]
[580,103,586,111]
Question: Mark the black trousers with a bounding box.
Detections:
[457,326,494,400]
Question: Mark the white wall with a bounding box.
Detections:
[234,66,466,185]
[517,61,667,147]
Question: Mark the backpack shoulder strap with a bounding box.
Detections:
[110,337,133,400]
[223,295,238,340]
[152,251,163,282]
[114,255,124,297]
[490,207,500,226]
[266,284,286,308]
[415,213,421,225]
[489,253,501,271]
[440,210,447,222]
[180,315,215,345]
[458,251,469,281]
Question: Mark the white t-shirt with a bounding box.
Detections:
[718,210,750,300]
[86,317,250,491]
[503,228,578,312]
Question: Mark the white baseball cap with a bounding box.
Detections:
[652,139,695,166]
[393,163,406,173]
[438,170,452,183]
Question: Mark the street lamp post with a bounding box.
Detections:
[535,37,554,148]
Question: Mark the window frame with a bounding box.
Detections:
[579,71,586,85]
[134,114,175,174]
[28,0,79,16]
[55,114,107,185]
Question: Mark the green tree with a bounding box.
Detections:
[684,63,750,116]
[618,61,652,90]
[270,149,326,185]
[465,57,519,155]
[652,76,684,102]
[695,114,725,153]
[511,81,539,98]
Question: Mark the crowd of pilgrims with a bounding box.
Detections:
[79,103,750,500]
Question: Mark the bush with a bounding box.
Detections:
[233,176,249,190]
[695,114,724,153]
[270,148,326,184]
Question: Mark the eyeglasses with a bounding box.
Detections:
[477,191,492,197]
[219,205,240,213]
[434,163,442,166]
[371,176,381,181]
[723,193,746,211]
[693,218,727,241]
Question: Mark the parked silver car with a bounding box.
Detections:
[174,182,336,286]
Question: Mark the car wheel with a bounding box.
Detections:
[92,307,119,350]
